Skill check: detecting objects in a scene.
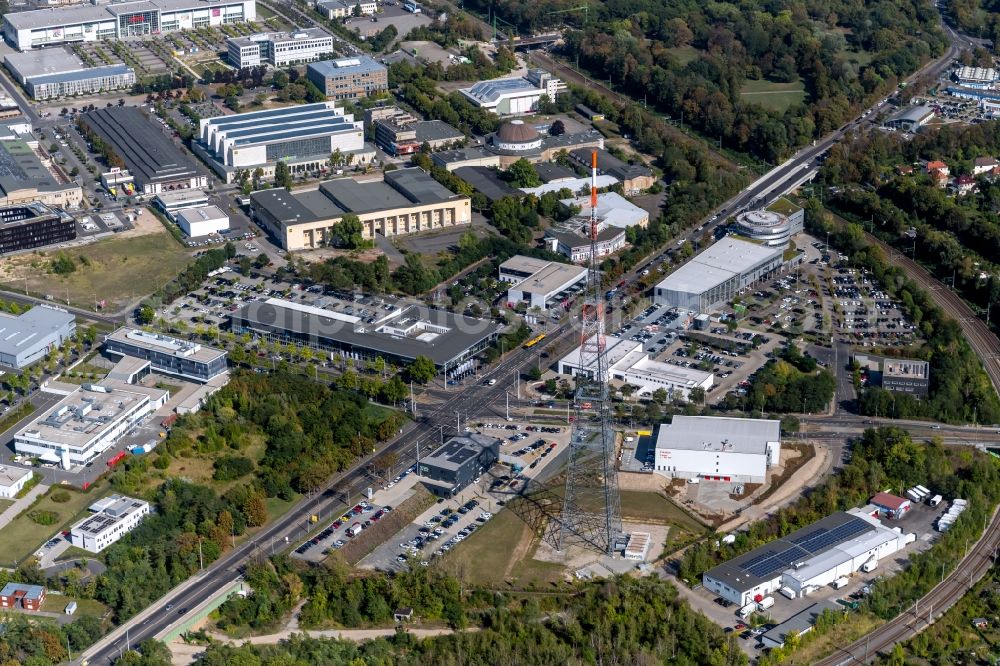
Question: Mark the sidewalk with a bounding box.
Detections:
[0,483,48,531]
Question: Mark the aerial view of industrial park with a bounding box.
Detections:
[0,0,1000,663]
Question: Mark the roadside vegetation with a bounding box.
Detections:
[181,573,745,666]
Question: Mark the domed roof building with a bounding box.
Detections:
[491,120,544,153]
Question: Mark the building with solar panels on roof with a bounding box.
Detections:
[704,508,912,604]
[418,434,500,498]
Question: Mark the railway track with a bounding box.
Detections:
[816,506,1000,665]
[869,232,1000,396]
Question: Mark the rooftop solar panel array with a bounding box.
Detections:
[705,512,880,592]
[743,545,809,578]
[792,518,870,553]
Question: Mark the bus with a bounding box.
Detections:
[523,333,547,349]
[403,0,422,12]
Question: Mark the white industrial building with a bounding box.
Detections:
[175,205,229,237]
[226,28,333,68]
[558,191,649,229]
[704,508,913,605]
[459,69,564,115]
[4,48,135,101]
[70,494,150,552]
[0,306,76,369]
[653,416,780,483]
[954,65,999,89]
[2,0,256,51]
[654,237,783,313]
[195,102,367,182]
[14,383,168,469]
[559,336,713,400]
[153,189,209,220]
[0,465,32,499]
[498,255,587,310]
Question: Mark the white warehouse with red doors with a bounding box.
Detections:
[652,416,781,484]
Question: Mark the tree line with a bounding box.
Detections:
[806,199,1000,424]
[122,574,746,666]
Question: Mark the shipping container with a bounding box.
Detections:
[928,494,942,507]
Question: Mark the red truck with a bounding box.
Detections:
[107,451,127,467]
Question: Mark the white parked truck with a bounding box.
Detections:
[346,522,363,538]
[832,577,849,589]
[861,559,878,573]
[779,586,796,600]
[738,603,757,619]
[928,494,943,507]
[757,596,775,610]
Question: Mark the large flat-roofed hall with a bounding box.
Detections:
[0,305,75,369]
[0,138,82,208]
[79,107,208,194]
[2,0,256,51]
[230,296,499,375]
[653,416,781,483]
[249,167,471,249]
[654,237,783,313]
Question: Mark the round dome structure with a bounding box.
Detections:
[733,210,792,247]
[492,120,544,152]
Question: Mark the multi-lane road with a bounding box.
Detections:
[76,6,988,664]
[78,321,585,664]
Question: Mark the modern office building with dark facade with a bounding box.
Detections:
[418,434,500,497]
[104,327,227,383]
[0,202,75,254]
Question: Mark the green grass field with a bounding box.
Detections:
[41,595,108,618]
[739,78,806,112]
[0,483,109,567]
[666,46,702,66]
[619,490,707,532]
[442,508,564,587]
[0,230,192,313]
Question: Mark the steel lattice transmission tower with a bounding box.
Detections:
[557,150,623,554]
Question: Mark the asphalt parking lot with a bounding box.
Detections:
[351,421,570,572]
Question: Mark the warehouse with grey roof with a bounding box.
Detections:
[654,237,783,313]
[0,305,75,369]
[230,296,499,374]
[80,107,208,194]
